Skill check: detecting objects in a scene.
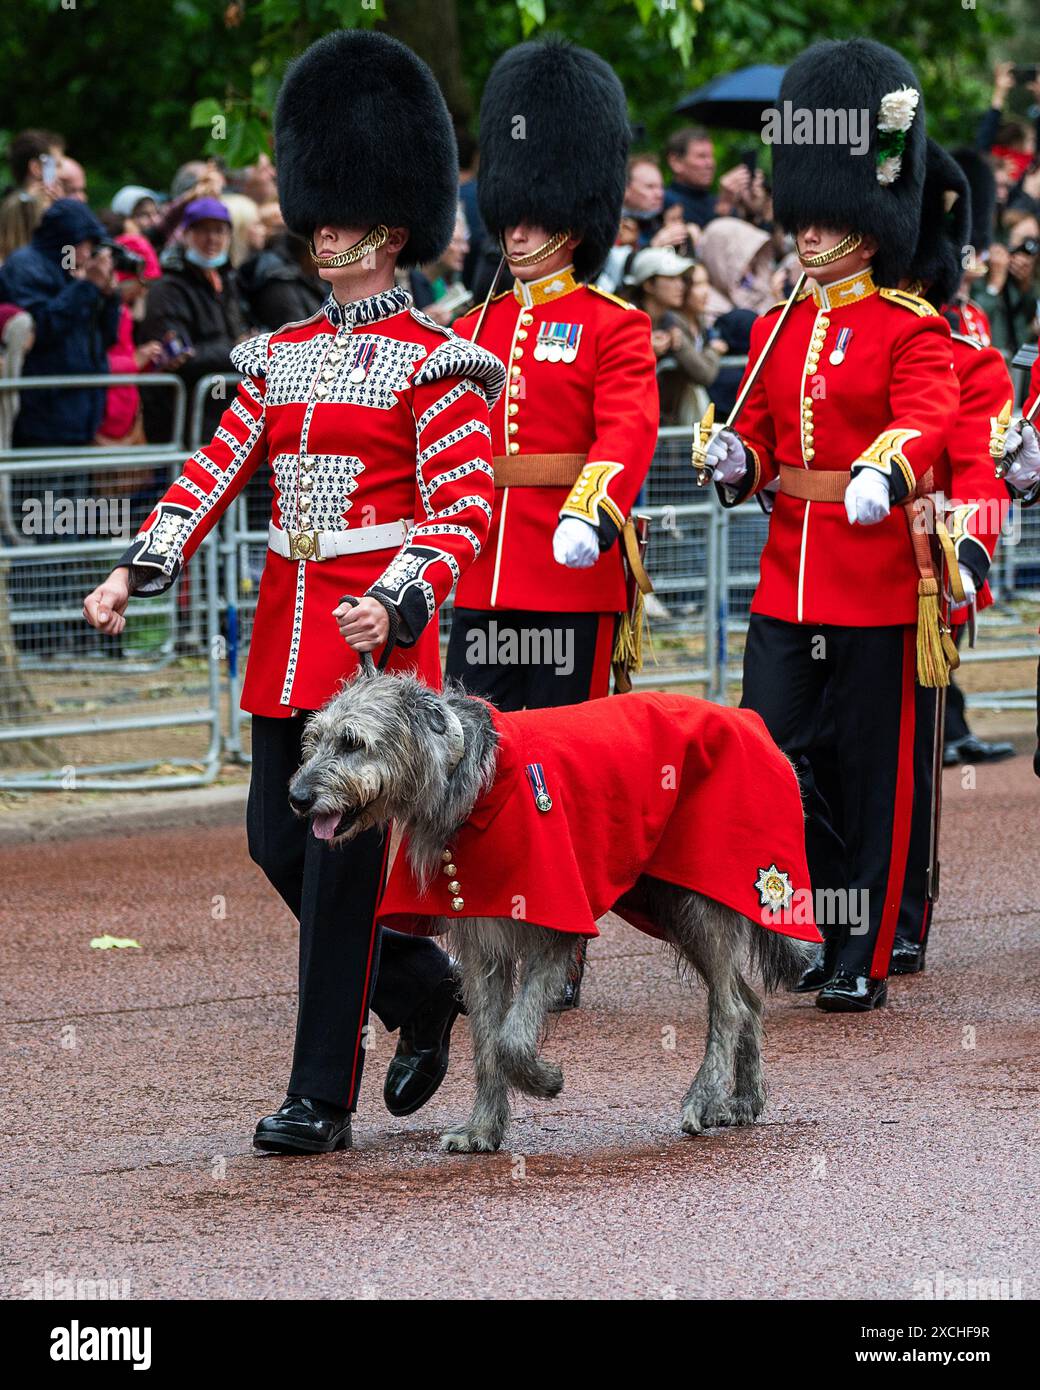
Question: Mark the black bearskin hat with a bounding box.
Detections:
[477,39,630,281]
[953,147,997,254]
[910,139,971,308]
[274,29,457,268]
[771,39,926,286]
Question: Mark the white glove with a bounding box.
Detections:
[950,562,977,613]
[707,428,747,484]
[1003,420,1040,493]
[553,515,599,569]
[844,467,891,526]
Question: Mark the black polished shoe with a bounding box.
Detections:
[816,972,888,1012]
[253,1095,352,1154]
[790,943,834,993]
[384,971,464,1117]
[549,938,587,1013]
[889,939,927,976]
[944,735,1015,766]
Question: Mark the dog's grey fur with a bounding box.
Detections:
[290,671,814,1151]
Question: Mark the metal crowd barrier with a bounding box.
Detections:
[0,373,223,790]
[1,352,1038,790]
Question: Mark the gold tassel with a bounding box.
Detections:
[915,578,951,688]
[613,593,640,671]
[612,588,657,694]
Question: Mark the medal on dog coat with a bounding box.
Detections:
[378,691,820,945]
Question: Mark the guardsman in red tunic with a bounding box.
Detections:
[447,40,658,1010]
[997,349,1040,777]
[885,142,1014,974]
[1001,351,1040,507]
[447,41,658,712]
[82,32,505,1153]
[707,41,960,1011]
[931,148,1016,769]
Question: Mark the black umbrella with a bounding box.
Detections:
[675,65,786,132]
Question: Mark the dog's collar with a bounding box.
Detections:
[443,704,465,773]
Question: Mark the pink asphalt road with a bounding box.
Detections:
[2,757,1038,1300]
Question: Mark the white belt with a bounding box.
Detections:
[268,518,409,562]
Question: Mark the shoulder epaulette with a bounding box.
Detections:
[950,332,982,351]
[879,287,937,317]
[588,284,634,310]
[230,331,272,378]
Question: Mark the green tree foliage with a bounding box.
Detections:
[0,0,1013,204]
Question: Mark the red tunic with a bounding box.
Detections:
[119,288,505,713]
[451,269,659,613]
[379,692,820,945]
[949,299,992,347]
[723,272,959,627]
[1025,354,1040,421]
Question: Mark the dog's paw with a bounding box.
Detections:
[728,1091,765,1126]
[440,1127,502,1154]
[680,1093,740,1135]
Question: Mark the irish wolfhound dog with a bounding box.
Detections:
[288,671,815,1152]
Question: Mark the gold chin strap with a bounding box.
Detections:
[502,229,572,267]
[799,231,864,268]
[310,224,390,268]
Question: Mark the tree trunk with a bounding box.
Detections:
[381,0,472,120]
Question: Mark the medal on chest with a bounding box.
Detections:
[533,321,582,364]
[348,340,378,383]
[828,327,853,367]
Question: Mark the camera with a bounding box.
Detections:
[96,236,145,276]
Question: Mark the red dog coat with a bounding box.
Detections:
[378,692,820,945]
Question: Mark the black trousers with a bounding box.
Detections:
[811,677,938,954]
[741,615,920,979]
[247,713,452,1111]
[943,625,971,747]
[445,607,613,710]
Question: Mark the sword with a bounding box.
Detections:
[994,393,1040,478]
[926,674,947,902]
[612,513,653,694]
[470,255,506,345]
[991,399,1014,477]
[691,271,808,485]
[926,515,963,902]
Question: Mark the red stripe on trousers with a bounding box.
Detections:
[345,830,394,1108]
[870,626,917,978]
[915,896,932,945]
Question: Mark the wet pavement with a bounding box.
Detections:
[2,754,1038,1299]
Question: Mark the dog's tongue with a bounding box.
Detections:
[311,812,340,841]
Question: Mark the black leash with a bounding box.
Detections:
[339,593,399,676]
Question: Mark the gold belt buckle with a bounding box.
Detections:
[287,529,322,561]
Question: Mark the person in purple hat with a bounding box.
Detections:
[135,195,249,444]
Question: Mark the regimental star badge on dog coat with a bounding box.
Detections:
[755,864,794,911]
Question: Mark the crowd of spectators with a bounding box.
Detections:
[0,59,1038,461]
[605,64,1040,424]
